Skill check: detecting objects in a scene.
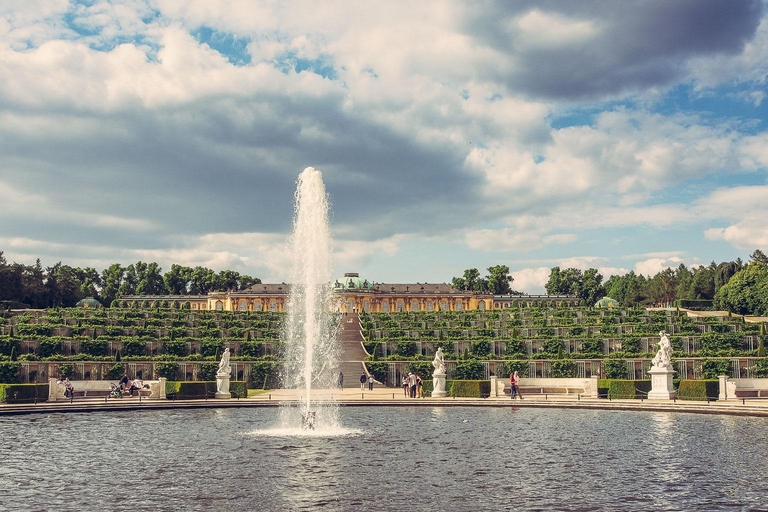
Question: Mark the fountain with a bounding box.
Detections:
[280,167,340,430]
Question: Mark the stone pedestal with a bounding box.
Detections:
[489,376,498,397]
[215,371,231,399]
[647,366,677,400]
[432,372,447,397]
[718,374,729,400]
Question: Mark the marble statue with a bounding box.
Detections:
[432,347,446,375]
[218,347,231,376]
[648,330,677,399]
[215,348,232,398]
[432,347,448,397]
[652,331,673,370]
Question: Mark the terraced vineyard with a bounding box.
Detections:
[0,306,765,385]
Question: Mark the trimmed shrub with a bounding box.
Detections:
[230,381,247,398]
[606,380,651,399]
[0,337,21,357]
[0,383,49,403]
[241,340,263,358]
[250,361,277,389]
[166,381,216,399]
[470,339,491,357]
[155,362,179,380]
[678,380,719,401]
[449,380,491,398]
[0,362,20,383]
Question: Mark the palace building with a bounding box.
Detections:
[121,272,577,311]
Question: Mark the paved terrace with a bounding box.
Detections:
[3,387,768,417]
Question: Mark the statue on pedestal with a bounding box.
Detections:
[432,347,448,398]
[215,348,232,398]
[648,331,677,400]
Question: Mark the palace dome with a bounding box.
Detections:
[333,272,372,290]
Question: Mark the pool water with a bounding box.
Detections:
[1,406,767,511]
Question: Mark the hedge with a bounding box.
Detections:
[165,381,216,399]
[450,380,491,398]
[0,383,49,403]
[678,380,719,401]
[674,299,714,310]
[165,380,246,399]
[598,379,651,399]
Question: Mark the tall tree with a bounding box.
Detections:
[486,265,512,295]
[101,263,124,305]
[164,264,193,294]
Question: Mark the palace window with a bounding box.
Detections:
[397,300,404,312]
[239,301,247,311]
[347,299,356,312]
[363,300,370,313]
[269,301,277,312]
[411,300,419,312]
[456,301,463,311]
[478,301,486,310]
[427,301,434,312]
[441,300,448,311]
[215,301,223,311]
[254,301,262,312]
[382,300,390,313]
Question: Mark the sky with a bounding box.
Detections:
[1,1,768,293]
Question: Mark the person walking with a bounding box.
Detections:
[360,373,367,391]
[510,371,523,399]
[338,372,344,389]
[402,374,409,397]
[368,374,374,391]
[416,375,423,398]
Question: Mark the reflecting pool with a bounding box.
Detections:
[1,407,767,511]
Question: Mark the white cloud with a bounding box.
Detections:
[514,10,599,48]
[509,266,551,293]
[704,222,768,251]
[634,256,687,277]
[465,228,575,252]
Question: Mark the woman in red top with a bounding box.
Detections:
[510,371,523,399]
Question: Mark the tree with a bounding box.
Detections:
[189,266,217,294]
[238,274,261,291]
[714,261,768,315]
[135,262,167,295]
[486,265,512,295]
[545,267,582,296]
[751,249,768,265]
[578,268,606,307]
[451,268,487,291]
[164,264,193,294]
[101,264,124,305]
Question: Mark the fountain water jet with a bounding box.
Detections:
[280,167,340,431]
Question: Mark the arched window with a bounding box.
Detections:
[269,301,277,312]
[254,301,262,312]
[382,300,390,313]
[478,301,486,310]
[441,300,448,311]
[427,301,434,312]
[347,299,355,312]
[397,300,404,312]
[411,300,419,312]
[363,300,370,313]
[456,301,463,311]
[239,301,247,311]
[215,301,223,311]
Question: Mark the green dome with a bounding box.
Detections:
[333,273,372,290]
[595,296,619,308]
[76,297,103,308]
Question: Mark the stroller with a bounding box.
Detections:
[109,383,123,399]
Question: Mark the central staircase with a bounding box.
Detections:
[337,312,370,386]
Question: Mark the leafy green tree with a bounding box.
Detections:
[101,263,124,306]
[714,261,768,315]
[135,262,167,295]
[164,264,193,294]
[487,265,512,294]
